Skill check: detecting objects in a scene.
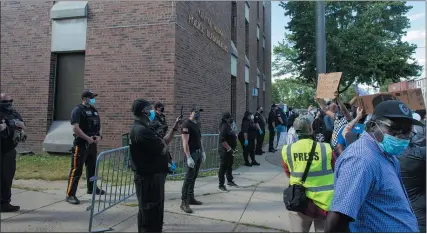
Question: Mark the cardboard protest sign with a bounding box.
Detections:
[357,93,398,114]
[391,88,425,110]
[316,72,342,99]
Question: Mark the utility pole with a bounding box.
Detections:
[315,0,326,86]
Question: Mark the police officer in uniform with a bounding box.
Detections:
[180,107,206,214]
[218,112,238,192]
[268,104,278,152]
[130,99,181,232]
[254,106,266,155]
[0,93,26,212]
[66,91,105,205]
[282,115,335,232]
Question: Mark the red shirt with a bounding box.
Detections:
[283,151,337,219]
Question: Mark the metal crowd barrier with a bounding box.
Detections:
[88,133,220,232]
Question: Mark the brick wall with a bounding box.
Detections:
[84,1,176,150]
[1,1,53,152]
[175,1,231,134]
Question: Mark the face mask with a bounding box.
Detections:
[148,110,156,121]
[250,115,254,121]
[1,102,12,111]
[160,107,165,113]
[194,113,200,120]
[89,98,96,105]
[260,110,263,113]
[378,133,410,156]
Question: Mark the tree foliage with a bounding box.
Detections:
[273,1,423,91]
[272,78,317,108]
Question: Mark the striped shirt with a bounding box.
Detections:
[331,114,348,148]
[330,132,419,232]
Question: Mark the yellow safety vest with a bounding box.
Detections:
[281,139,334,211]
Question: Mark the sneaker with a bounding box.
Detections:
[87,188,106,195]
[244,162,252,167]
[251,161,260,166]
[65,196,80,205]
[227,181,238,187]
[0,203,20,212]
[218,185,228,192]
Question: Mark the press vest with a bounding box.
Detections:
[282,139,334,211]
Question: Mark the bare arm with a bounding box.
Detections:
[325,212,351,233]
[256,123,261,131]
[349,90,359,106]
[277,117,284,125]
[316,98,335,119]
[336,98,351,121]
[336,144,344,156]
[182,133,191,158]
[72,123,92,142]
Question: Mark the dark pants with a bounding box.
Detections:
[181,150,202,201]
[239,137,255,163]
[135,173,166,233]
[218,150,234,186]
[255,130,265,154]
[268,129,275,150]
[66,142,97,197]
[1,149,17,205]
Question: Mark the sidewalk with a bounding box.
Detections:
[1,148,314,232]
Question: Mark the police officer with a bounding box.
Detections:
[282,115,335,232]
[65,91,105,205]
[218,112,238,192]
[153,102,168,137]
[180,107,206,214]
[254,106,266,155]
[238,111,260,167]
[130,99,180,232]
[0,93,26,212]
[268,104,278,152]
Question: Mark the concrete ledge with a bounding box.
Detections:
[42,121,74,153]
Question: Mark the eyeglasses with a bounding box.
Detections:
[376,119,414,141]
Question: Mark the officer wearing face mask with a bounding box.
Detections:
[326,100,423,233]
[130,99,181,232]
[238,111,260,167]
[0,93,26,212]
[65,90,105,205]
[254,106,266,155]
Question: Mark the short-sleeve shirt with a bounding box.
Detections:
[254,112,266,130]
[330,132,419,232]
[241,119,257,139]
[268,110,277,129]
[219,123,237,151]
[337,124,365,148]
[181,119,202,153]
[70,104,101,137]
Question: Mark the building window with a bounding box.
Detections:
[231,1,237,45]
[257,1,260,21]
[245,21,249,55]
[231,76,237,119]
[257,88,260,107]
[263,5,265,32]
[245,66,250,83]
[245,83,249,111]
[257,39,260,67]
[245,1,250,22]
[257,75,260,88]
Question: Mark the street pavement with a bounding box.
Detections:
[1,147,316,232]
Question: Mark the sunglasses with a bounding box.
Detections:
[376,119,414,140]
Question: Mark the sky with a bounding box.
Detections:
[271,1,426,82]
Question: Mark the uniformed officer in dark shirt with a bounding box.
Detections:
[254,106,266,155]
[180,107,206,214]
[153,102,168,137]
[130,99,180,233]
[217,112,238,192]
[0,93,26,212]
[238,111,260,167]
[267,104,279,152]
[66,91,105,205]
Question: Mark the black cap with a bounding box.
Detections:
[132,99,152,117]
[191,106,204,112]
[271,104,277,108]
[81,90,98,99]
[373,100,424,126]
[154,102,164,109]
[222,112,232,120]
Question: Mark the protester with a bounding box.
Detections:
[335,107,365,156]
[325,100,422,232]
[399,118,426,233]
[282,115,335,232]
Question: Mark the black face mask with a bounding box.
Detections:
[160,107,165,113]
[260,110,264,114]
[0,101,13,111]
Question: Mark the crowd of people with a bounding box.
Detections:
[281,91,426,233]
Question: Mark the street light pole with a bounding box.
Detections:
[315,0,326,86]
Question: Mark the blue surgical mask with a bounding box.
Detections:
[194,113,200,120]
[378,133,410,156]
[149,110,155,121]
[89,98,96,105]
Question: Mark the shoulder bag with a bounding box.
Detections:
[283,141,317,212]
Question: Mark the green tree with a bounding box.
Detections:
[272,78,317,108]
[273,1,423,92]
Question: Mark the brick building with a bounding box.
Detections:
[0,1,272,153]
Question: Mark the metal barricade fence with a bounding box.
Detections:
[88,134,220,232]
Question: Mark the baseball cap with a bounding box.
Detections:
[154,102,164,109]
[221,112,232,120]
[293,114,314,134]
[271,104,277,108]
[132,99,152,117]
[81,90,98,99]
[191,106,204,113]
[373,100,424,126]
